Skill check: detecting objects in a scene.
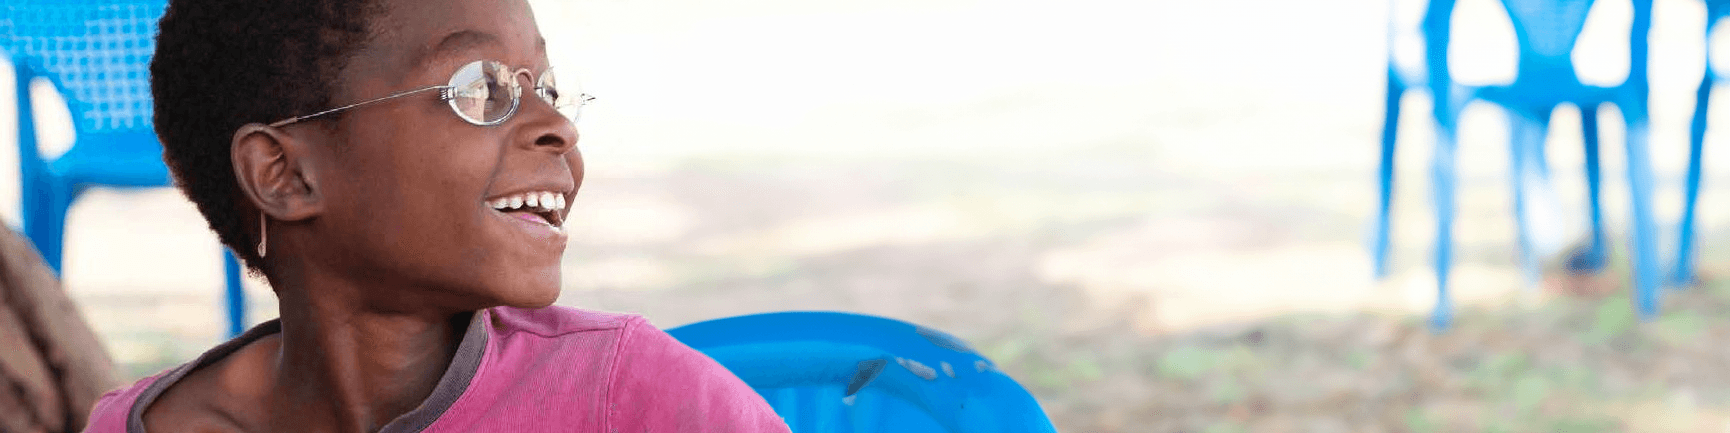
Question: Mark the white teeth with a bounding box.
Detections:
[490,191,566,213]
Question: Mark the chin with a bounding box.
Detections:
[495,268,562,308]
[512,289,561,309]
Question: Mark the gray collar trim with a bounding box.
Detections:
[125,310,491,433]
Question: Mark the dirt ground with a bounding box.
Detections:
[59,158,1730,433]
[549,162,1730,433]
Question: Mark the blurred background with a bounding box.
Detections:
[11,0,1730,430]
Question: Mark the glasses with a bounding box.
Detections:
[268,60,594,128]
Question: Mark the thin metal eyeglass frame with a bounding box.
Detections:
[266,62,587,128]
[268,86,454,128]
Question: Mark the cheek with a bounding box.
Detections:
[325,139,408,226]
[336,125,496,258]
[400,134,497,234]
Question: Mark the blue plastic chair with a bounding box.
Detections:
[1374,0,1661,329]
[666,312,1057,433]
[1675,0,1730,288]
[1,0,249,337]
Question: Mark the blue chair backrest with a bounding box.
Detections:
[1497,0,1599,102]
[668,312,1057,433]
[1503,0,1593,62]
[1,0,163,147]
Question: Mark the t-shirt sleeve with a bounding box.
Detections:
[81,388,132,433]
[80,375,159,433]
[606,317,790,433]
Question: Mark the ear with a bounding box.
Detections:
[231,123,324,221]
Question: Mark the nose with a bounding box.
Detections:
[513,92,579,155]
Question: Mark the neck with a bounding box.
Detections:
[264,269,472,433]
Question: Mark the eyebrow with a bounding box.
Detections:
[422,30,499,65]
[417,30,547,67]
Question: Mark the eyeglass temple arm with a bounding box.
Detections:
[267,85,451,128]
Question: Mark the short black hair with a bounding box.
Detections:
[152,0,382,272]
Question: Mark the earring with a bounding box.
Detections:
[257,211,268,258]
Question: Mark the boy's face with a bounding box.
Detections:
[303,0,581,309]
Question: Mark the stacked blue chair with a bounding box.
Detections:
[1,0,249,337]
[667,312,1057,433]
[1476,0,1661,318]
[1675,0,1730,288]
[1374,0,1661,329]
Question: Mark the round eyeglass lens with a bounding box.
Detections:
[481,61,521,123]
[445,61,490,124]
[534,70,559,107]
[445,60,520,125]
[536,71,591,122]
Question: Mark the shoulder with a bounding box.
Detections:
[605,315,790,433]
[472,306,787,432]
[81,372,166,433]
[472,306,639,398]
[485,305,635,338]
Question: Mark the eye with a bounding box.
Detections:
[537,86,561,105]
[535,72,561,105]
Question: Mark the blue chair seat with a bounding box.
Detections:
[668,312,1057,433]
[1473,82,1618,115]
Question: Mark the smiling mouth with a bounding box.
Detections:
[487,190,567,231]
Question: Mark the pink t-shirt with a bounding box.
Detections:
[82,306,791,432]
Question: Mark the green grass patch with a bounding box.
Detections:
[1654,310,1707,345]
[1157,346,1220,381]
[1584,300,1637,344]
[1064,356,1104,382]
[1202,421,1247,433]
[1404,407,1439,433]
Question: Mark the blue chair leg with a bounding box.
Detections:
[1624,116,1662,319]
[17,66,65,273]
[1375,70,1405,278]
[1674,73,1713,287]
[223,250,248,338]
[1422,0,1457,331]
[1509,112,1550,291]
[1432,128,1460,331]
[1569,105,1609,274]
[22,182,74,273]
